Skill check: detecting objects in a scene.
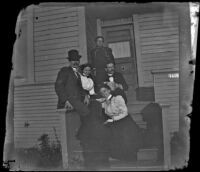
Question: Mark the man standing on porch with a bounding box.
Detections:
[89,36,115,88]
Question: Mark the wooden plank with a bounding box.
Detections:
[34,16,78,27]
[142,60,179,68]
[34,6,66,13]
[14,89,56,95]
[141,43,179,51]
[143,65,179,72]
[138,12,178,19]
[35,76,57,83]
[139,22,178,31]
[140,30,179,38]
[14,92,57,101]
[154,93,179,99]
[141,38,178,46]
[34,44,78,56]
[141,35,179,43]
[35,21,78,33]
[140,27,178,35]
[141,48,179,54]
[34,10,77,23]
[139,19,179,27]
[14,113,58,118]
[14,95,57,102]
[14,94,57,101]
[35,70,60,78]
[141,56,179,63]
[35,53,66,61]
[35,36,78,47]
[14,101,57,108]
[35,58,67,67]
[14,109,58,115]
[14,120,60,125]
[35,63,66,72]
[133,14,144,87]
[138,14,178,22]
[34,30,78,42]
[14,87,54,94]
[34,25,78,38]
[34,31,78,43]
[35,8,75,18]
[141,51,179,59]
[35,41,78,53]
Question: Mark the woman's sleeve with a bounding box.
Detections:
[113,95,128,121]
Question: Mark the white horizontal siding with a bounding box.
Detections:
[154,72,179,133]
[14,83,61,148]
[33,7,80,82]
[135,12,179,87]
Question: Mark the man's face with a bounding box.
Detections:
[70,60,80,69]
[105,63,115,75]
[96,38,104,47]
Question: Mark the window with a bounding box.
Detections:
[108,41,131,59]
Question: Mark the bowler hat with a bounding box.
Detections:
[67,49,81,61]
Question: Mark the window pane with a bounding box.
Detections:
[108,41,131,58]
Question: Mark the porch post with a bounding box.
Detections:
[57,108,69,169]
[160,104,171,170]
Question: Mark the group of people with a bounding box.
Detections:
[55,36,142,170]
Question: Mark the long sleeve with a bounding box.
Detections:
[117,73,128,91]
[55,67,69,104]
[112,96,128,121]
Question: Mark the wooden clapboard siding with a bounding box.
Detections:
[133,12,179,87]
[33,7,86,83]
[153,72,179,132]
[14,83,60,148]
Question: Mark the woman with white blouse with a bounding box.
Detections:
[99,84,142,162]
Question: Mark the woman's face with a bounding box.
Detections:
[100,87,110,98]
[83,66,91,76]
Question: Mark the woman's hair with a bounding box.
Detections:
[97,83,111,93]
[80,63,93,72]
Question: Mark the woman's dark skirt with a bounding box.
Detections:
[107,115,142,162]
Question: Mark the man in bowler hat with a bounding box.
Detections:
[89,36,115,88]
[55,49,90,115]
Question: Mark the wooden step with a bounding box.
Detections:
[127,101,150,114]
[137,148,158,161]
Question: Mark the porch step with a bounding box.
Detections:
[127,101,150,114]
[137,148,158,161]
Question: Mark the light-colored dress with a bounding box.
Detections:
[102,95,128,121]
[102,95,142,161]
[80,74,95,95]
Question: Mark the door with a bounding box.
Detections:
[101,22,138,105]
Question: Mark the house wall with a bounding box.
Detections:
[14,6,87,148]
[133,11,180,87]
[153,70,179,133]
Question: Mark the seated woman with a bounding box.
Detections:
[99,84,142,162]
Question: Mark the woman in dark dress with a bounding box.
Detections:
[76,64,111,170]
[99,84,142,162]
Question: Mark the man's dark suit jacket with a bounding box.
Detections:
[55,66,89,116]
[105,72,128,104]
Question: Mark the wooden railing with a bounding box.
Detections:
[160,104,171,170]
